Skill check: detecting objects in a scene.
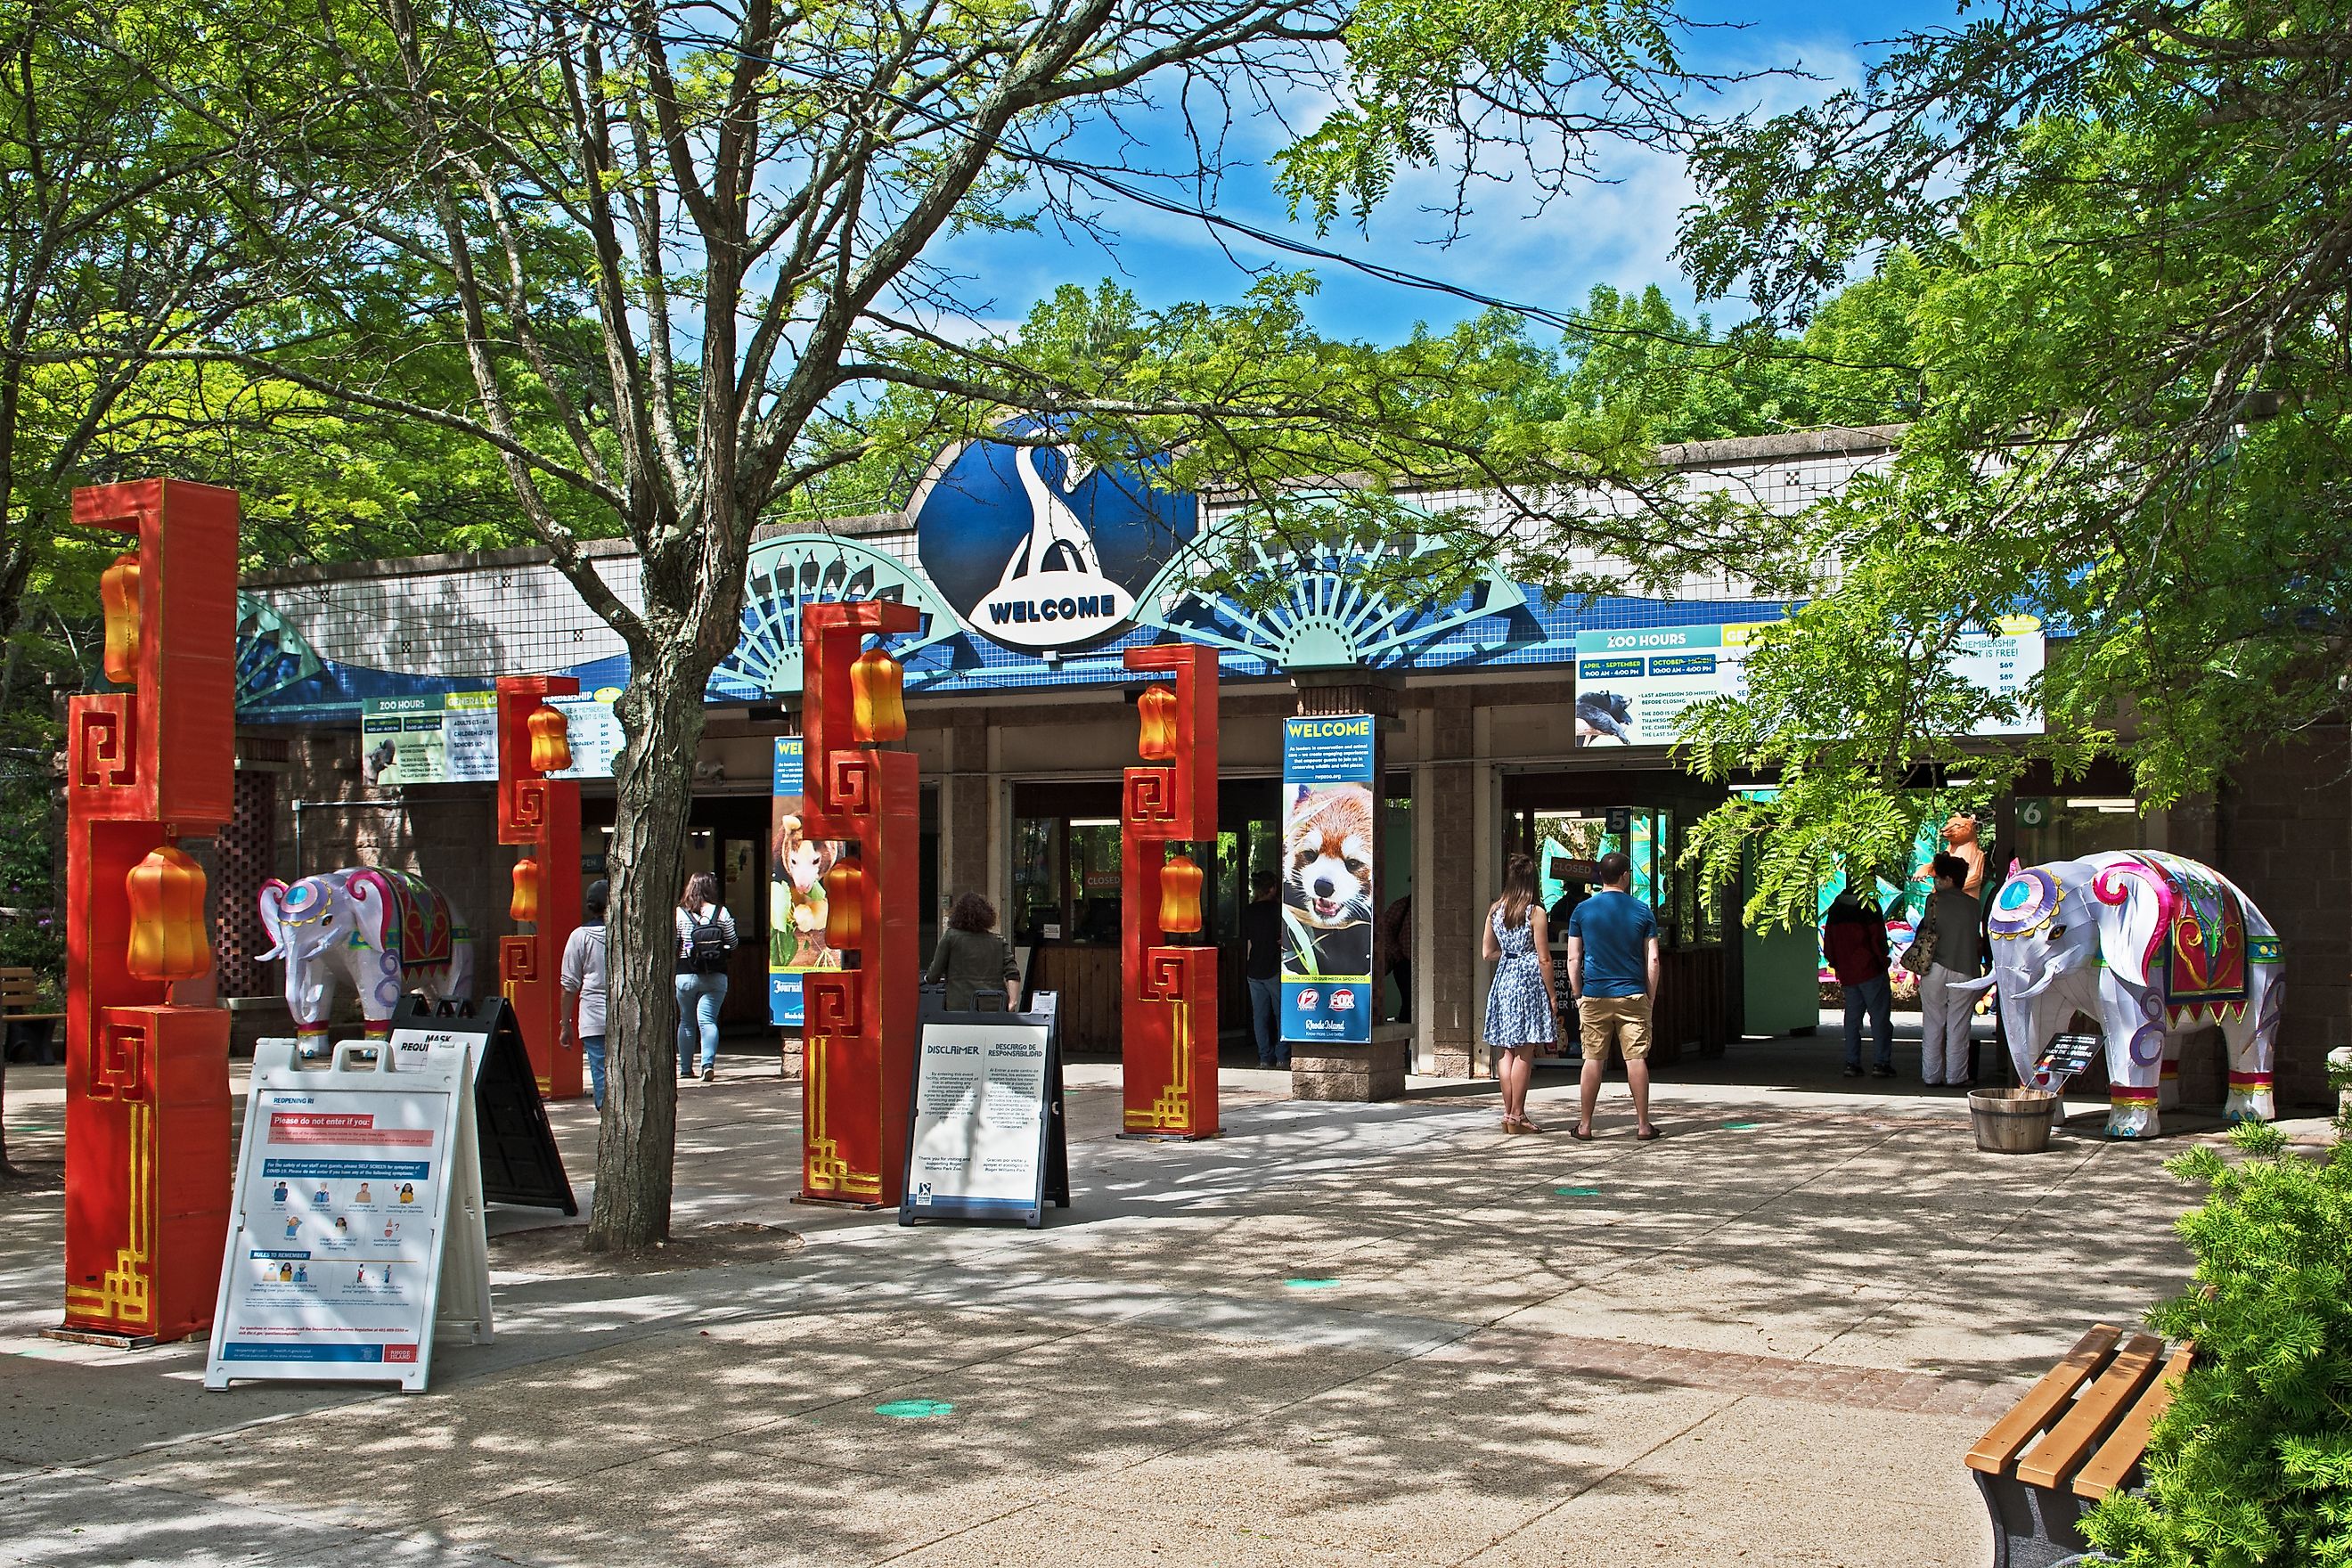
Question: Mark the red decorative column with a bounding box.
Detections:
[495,676,583,1098]
[60,479,237,1344]
[796,602,920,1206]
[1121,645,1220,1138]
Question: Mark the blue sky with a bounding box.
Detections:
[924,0,1956,347]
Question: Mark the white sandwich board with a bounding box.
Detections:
[205,1032,491,1392]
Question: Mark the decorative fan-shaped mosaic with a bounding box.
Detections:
[1131,518,1526,670]
[715,535,956,698]
[234,592,323,704]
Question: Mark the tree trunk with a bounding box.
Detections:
[584,648,708,1251]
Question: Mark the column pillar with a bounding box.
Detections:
[1289,669,1407,1101]
[1426,702,1478,1077]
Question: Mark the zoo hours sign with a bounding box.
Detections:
[1571,617,2046,747]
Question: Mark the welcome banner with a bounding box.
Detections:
[1279,715,1376,1045]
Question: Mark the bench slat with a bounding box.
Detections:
[2017,1331,2165,1490]
[2072,1343,2194,1499]
[1965,1324,2123,1475]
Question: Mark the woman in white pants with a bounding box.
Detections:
[1915,853,1983,1086]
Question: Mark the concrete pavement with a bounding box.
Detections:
[0,1026,2278,1567]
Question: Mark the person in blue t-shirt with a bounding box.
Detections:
[1564,850,1662,1142]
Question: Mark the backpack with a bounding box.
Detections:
[685,908,734,973]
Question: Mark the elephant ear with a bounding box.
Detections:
[257,879,291,961]
[2089,856,2175,988]
[345,869,397,951]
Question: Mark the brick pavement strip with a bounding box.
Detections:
[1425,1331,2020,1419]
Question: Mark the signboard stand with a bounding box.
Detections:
[2034,1031,2101,1084]
[391,995,576,1214]
[901,997,1068,1228]
[205,1033,491,1392]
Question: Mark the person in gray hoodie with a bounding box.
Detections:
[559,880,612,1109]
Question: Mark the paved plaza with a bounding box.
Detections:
[0,1029,2300,1568]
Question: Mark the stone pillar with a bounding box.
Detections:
[1288,669,1408,1101]
[1425,701,1478,1076]
[947,710,990,902]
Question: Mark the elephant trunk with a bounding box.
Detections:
[2010,955,2066,1002]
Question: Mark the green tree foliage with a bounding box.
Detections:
[2083,1122,2352,1566]
[125,0,1739,1251]
[1664,0,2352,924]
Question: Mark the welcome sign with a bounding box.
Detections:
[1279,715,1376,1044]
[908,418,1196,657]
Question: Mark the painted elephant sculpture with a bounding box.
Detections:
[1952,850,2282,1138]
[257,867,475,1041]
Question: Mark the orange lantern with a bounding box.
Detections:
[510,856,541,923]
[99,551,142,684]
[527,704,572,772]
[823,860,864,950]
[850,648,906,743]
[125,844,211,982]
[1138,682,1179,761]
[1158,853,1205,935]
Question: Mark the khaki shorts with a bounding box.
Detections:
[1578,995,1653,1066]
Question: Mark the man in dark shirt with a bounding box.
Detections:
[1241,872,1286,1068]
[1823,887,1895,1079]
[1565,851,1662,1140]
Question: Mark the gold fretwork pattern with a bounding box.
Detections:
[804,1034,883,1196]
[1124,1000,1193,1131]
[804,1036,850,1193]
[64,1100,153,1331]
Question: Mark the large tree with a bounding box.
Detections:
[142,0,1736,1249]
[1665,0,2352,921]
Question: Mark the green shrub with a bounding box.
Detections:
[2083,1121,2352,1566]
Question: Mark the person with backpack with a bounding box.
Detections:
[559,879,613,1108]
[674,870,737,1082]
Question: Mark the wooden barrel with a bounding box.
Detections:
[1970,1087,2060,1154]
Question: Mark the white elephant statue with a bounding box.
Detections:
[1955,850,2283,1138]
[257,867,475,1041]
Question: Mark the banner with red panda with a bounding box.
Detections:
[1280,715,1376,1044]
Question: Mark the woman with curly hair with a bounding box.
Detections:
[925,892,1020,1010]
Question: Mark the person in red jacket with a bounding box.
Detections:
[1823,887,1895,1079]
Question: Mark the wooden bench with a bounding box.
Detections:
[1966,1323,2196,1567]
[2,967,61,1064]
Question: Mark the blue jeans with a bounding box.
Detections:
[676,972,729,1074]
[1843,973,1893,1071]
[581,1034,607,1110]
[1246,976,1286,1066]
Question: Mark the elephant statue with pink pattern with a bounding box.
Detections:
[257,867,475,1041]
[1953,850,2282,1138]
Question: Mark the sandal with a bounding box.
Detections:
[1518,1117,1547,1134]
[1568,1124,1594,1142]
[1636,1125,1662,1142]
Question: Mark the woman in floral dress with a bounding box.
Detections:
[1482,853,1560,1132]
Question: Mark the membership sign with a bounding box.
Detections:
[1572,616,2046,747]
[206,1033,490,1392]
[902,1012,1066,1226]
[1280,714,1376,1045]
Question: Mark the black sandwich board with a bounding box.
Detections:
[900,992,1068,1229]
[388,995,578,1215]
[2034,1031,2101,1081]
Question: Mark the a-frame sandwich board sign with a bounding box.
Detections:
[205,1033,491,1392]
[395,994,577,1215]
[901,993,1069,1228]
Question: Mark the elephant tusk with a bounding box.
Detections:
[2013,960,2065,1001]
[1948,975,1997,994]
